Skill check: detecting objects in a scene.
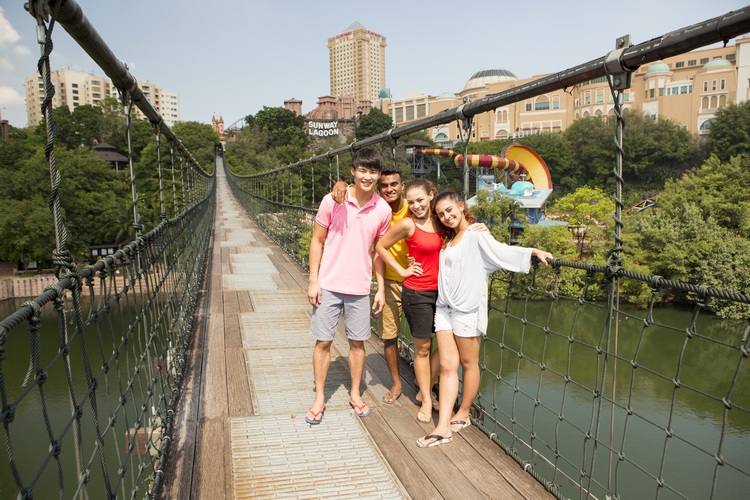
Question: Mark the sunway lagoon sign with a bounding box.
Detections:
[307,120,339,137]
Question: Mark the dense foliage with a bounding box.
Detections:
[0,100,217,269]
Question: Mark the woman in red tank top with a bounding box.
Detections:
[375,179,442,422]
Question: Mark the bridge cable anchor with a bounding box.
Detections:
[604,35,633,91]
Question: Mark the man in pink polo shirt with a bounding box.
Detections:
[305,148,392,425]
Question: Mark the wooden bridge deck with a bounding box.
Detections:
[161,164,553,499]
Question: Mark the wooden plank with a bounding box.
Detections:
[223,312,242,350]
[223,291,239,316]
[192,418,226,499]
[226,348,254,417]
[361,399,484,500]
[237,291,254,312]
[461,427,553,499]
[360,409,441,499]
[202,312,228,420]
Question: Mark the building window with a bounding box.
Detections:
[649,89,654,98]
[700,57,709,64]
[71,83,78,88]
[703,81,708,92]
[721,79,726,90]
[712,80,717,91]
[727,54,735,61]
[659,88,664,96]
[675,61,685,68]
[525,103,532,111]
[584,95,591,104]
[688,60,696,66]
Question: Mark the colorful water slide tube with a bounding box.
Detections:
[416,144,552,190]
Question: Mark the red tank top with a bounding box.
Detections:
[404,222,442,291]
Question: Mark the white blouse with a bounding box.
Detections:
[437,229,533,334]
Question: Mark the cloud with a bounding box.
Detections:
[12,45,31,57]
[0,86,24,105]
[0,8,21,47]
[0,58,12,72]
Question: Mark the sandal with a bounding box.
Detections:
[305,407,325,425]
[349,401,371,417]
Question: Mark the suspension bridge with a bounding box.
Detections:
[2,1,750,498]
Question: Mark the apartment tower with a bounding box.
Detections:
[25,69,180,127]
[327,21,386,106]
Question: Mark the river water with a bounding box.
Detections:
[0,296,160,499]
[480,299,750,499]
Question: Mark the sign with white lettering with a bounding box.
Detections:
[307,121,339,137]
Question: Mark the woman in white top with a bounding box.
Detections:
[417,190,553,448]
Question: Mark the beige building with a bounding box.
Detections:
[328,21,386,106]
[381,39,750,147]
[25,69,180,127]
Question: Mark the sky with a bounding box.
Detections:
[0,0,747,129]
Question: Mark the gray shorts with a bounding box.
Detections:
[310,288,372,342]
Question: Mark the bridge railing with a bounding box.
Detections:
[225,7,750,499]
[0,1,215,498]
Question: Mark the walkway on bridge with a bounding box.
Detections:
[162,162,552,499]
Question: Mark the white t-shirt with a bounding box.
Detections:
[437,230,532,334]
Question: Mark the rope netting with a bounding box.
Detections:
[0,2,215,498]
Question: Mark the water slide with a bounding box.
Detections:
[416,144,552,190]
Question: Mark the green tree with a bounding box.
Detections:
[656,155,750,236]
[706,100,750,162]
[628,202,750,318]
[548,186,615,257]
[355,107,392,140]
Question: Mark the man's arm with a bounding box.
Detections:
[371,238,385,314]
[308,222,328,306]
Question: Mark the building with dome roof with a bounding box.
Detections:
[378,38,750,145]
[463,67,518,91]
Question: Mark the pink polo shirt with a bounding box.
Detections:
[315,189,392,295]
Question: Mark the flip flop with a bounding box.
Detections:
[382,392,402,404]
[450,420,471,431]
[350,401,371,417]
[305,407,325,425]
[416,434,453,448]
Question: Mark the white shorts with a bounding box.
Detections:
[434,305,481,338]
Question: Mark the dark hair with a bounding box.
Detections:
[380,168,402,180]
[433,190,475,243]
[351,147,383,172]
[404,178,438,212]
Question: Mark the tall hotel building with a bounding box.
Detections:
[328,21,386,107]
[25,69,180,127]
